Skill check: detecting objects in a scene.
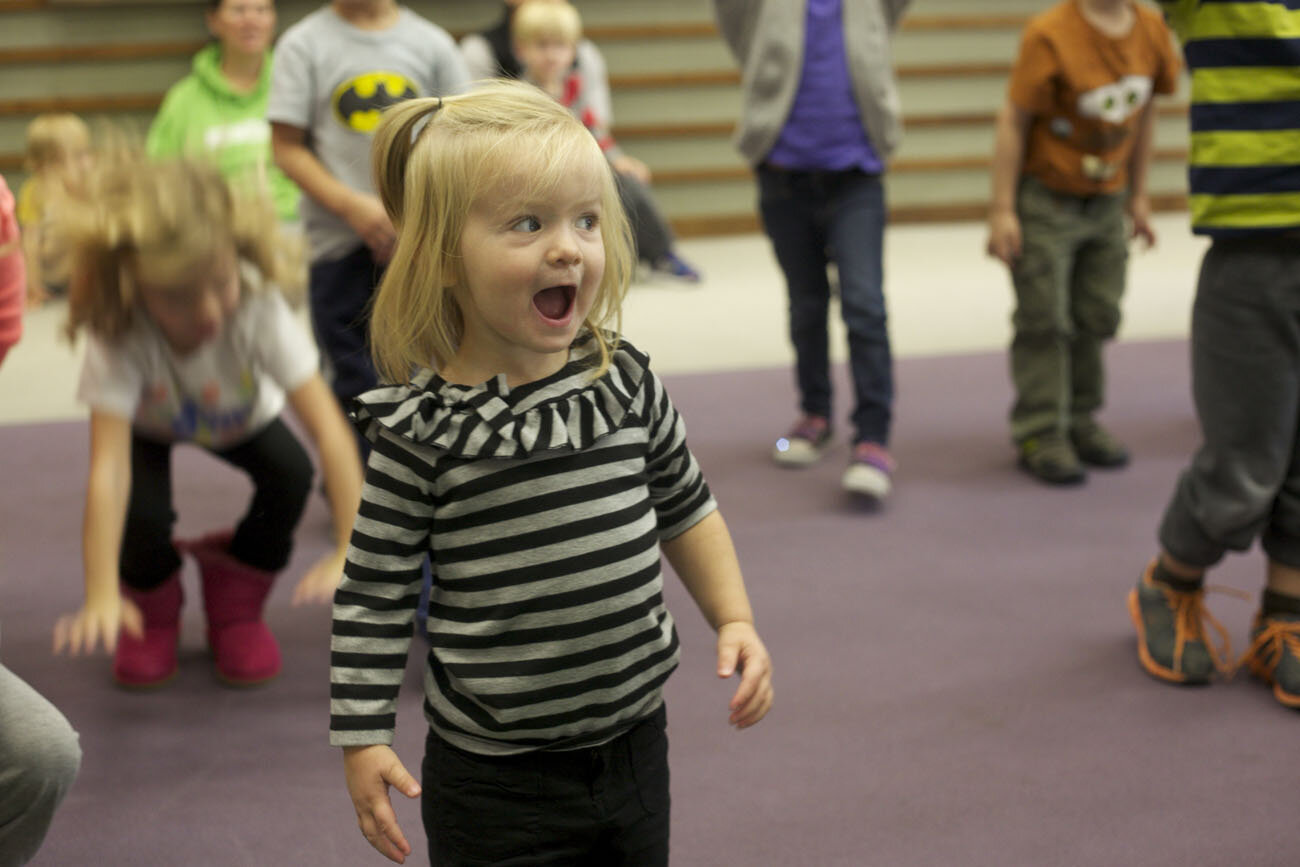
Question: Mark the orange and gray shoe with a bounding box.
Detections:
[1127,561,1233,685]
[1239,602,1300,709]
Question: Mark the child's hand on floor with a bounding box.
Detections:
[343,744,422,864]
[292,550,346,605]
[716,620,773,729]
[53,592,142,655]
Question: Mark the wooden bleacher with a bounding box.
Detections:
[0,0,1188,236]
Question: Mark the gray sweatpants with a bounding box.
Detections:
[0,663,81,867]
[1158,235,1300,568]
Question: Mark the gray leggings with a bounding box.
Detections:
[0,663,81,866]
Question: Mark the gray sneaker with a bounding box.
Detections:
[1240,610,1300,709]
[1017,432,1085,485]
[1126,561,1229,685]
[773,415,831,467]
[1071,420,1130,468]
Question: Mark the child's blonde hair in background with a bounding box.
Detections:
[369,79,634,384]
[24,113,91,172]
[64,154,303,343]
[512,0,582,46]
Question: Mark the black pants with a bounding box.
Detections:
[120,418,313,589]
[308,245,382,409]
[422,705,670,866]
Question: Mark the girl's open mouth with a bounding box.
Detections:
[532,284,576,323]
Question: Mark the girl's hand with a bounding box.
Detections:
[716,621,773,729]
[343,745,422,864]
[53,592,142,656]
[292,550,347,606]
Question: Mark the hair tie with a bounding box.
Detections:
[409,97,443,146]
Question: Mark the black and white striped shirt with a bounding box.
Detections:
[329,336,717,755]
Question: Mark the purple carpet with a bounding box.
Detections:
[3,340,1296,867]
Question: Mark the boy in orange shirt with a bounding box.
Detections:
[986,0,1179,485]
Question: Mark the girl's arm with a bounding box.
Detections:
[661,510,773,729]
[21,222,47,306]
[54,411,142,654]
[286,373,363,604]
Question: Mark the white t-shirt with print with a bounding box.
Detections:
[78,290,318,449]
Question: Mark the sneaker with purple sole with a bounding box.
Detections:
[772,415,831,467]
[842,441,894,500]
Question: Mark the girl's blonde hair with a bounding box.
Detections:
[64,154,303,342]
[512,0,582,46]
[370,79,634,384]
[24,113,90,172]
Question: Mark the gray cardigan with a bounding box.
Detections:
[712,0,912,167]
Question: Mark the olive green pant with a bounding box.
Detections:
[1008,176,1128,442]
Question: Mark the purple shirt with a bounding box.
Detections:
[767,0,882,173]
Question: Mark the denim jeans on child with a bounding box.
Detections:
[757,165,893,445]
[308,244,383,411]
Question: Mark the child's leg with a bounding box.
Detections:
[1158,238,1300,567]
[188,418,313,685]
[1137,238,1300,687]
[0,664,81,864]
[756,166,834,426]
[825,170,891,449]
[214,418,313,574]
[115,434,185,687]
[1065,192,1128,464]
[1008,177,1080,445]
[614,172,673,264]
[120,434,181,588]
[307,246,381,414]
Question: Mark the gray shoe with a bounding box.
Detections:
[1240,610,1300,709]
[1017,432,1085,485]
[1126,562,1227,685]
[1071,420,1130,467]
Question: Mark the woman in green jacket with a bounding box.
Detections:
[147,0,299,222]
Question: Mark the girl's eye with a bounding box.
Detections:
[576,214,598,231]
[510,216,542,233]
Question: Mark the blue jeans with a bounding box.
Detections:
[308,245,382,409]
[757,166,893,445]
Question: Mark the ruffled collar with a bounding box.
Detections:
[352,333,649,459]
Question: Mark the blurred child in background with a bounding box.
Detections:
[53,155,361,689]
[18,113,93,306]
[512,0,701,282]
[986,0,1179,485]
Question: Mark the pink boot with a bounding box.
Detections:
[180,530,282,686]
[114,574,183,688]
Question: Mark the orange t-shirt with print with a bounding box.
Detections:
[1009,0,1180,196]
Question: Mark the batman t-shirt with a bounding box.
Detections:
[268,6,470,263]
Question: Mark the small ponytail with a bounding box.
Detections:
[371,96,445,229]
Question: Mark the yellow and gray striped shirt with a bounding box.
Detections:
[1158,0,1300,235]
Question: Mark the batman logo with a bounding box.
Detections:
[333,72,421,133]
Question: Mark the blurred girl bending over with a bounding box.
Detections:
[54,156,361,688]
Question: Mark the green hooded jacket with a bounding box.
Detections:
[147,43,299,222]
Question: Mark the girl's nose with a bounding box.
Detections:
[547,229,582,266]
